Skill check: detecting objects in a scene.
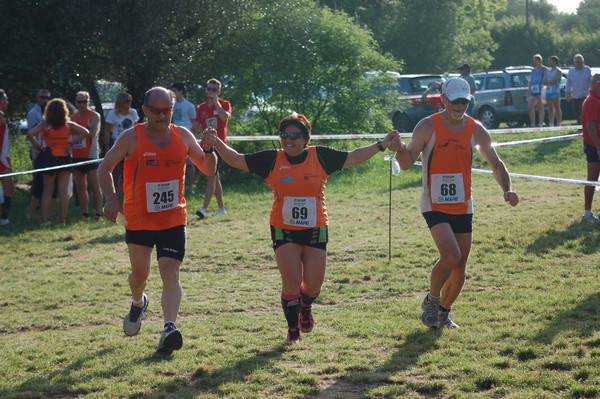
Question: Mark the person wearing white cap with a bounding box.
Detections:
[391,77,519,329]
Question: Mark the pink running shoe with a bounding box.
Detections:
[285,329,301,345]
[299,306,314,333]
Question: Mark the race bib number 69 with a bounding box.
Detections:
[282,196,317,227]
[146,180,179,212]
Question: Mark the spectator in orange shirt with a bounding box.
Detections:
[27,99,89,225]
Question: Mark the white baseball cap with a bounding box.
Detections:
[442,77,472,101]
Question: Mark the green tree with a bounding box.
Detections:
[490,16,566,69]
[215,0,399,135]
[575,0,600,32]
[314,0,506,74]
[0,0,398,136]
[0,0,223,116]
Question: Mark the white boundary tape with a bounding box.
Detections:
[2,125,594,188]
[413,159,600,187]
[214,125,581,141]
[492,133,581,148]
[3,158,101,178]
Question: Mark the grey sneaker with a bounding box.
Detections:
[421,294,440,328]
[438,309,460,329]
[123,294,149,336]
[582,214,600,224]
[196,208,206,219]
[156,325,183,354]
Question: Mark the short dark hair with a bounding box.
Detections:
[171,82,185,94]
[279,114,311,147]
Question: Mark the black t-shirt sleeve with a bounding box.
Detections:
[316,146,348,175]
[244,149,278,179]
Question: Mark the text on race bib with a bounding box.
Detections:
[145,180,179,213]
[72,134,86,149]
[431,173,465,204]
[282,196,317,227]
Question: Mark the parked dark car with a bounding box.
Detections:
[389,74,445,132]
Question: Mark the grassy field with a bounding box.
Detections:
[1,129,599,398]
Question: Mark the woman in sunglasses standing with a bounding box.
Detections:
[201,113,398,345]
[104,92,139,194]
[392,77,519,330]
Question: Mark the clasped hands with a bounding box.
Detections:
[200,128,217,152]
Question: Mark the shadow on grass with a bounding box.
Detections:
[533,292,600,345]
[526,220,600,255]
[0,347,118,398]
[138,347,285,399]
[62,232,124,250]
[305,328,443,398]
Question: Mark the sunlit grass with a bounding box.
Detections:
[1,128,599,398]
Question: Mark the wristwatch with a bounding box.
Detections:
[376,141,385,152]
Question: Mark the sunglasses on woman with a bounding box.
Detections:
[279,131,303,140]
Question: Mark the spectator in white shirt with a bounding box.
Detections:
[565,54,592,125]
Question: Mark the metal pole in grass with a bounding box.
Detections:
[385,155,401,263]
[389,155,392,263]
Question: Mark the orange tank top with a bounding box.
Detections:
[42,125,71,157]
[265,146,329,229]
[71,111,92,158]
[420,113,476,214]
[123,124,187,230]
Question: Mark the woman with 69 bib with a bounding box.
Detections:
[202,114,398,345]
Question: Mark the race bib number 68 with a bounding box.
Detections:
[431,173,465,203]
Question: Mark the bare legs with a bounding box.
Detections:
[428,223,472,310]
[528,96,545,127]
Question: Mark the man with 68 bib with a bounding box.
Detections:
[392,78,519,330]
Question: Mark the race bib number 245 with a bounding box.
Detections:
[146,180,179,212]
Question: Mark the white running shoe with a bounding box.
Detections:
[213,208,227,216]
[438,309,460,329]
[123,294,149,336]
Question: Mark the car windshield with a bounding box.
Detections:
[409,77,442,94]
